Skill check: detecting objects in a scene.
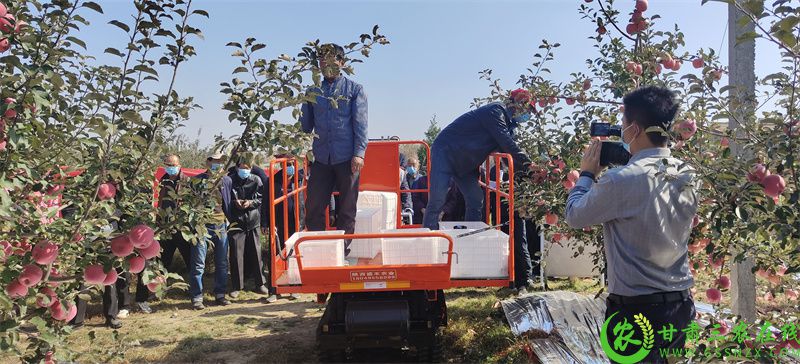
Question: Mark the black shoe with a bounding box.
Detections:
[106,318,122,329]
[215,297,231,306]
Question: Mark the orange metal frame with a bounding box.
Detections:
[266,140,517,294]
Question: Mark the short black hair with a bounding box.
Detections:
[320,43,345,61]
[622,86,679,146]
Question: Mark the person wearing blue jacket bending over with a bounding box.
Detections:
[423,89,536,230]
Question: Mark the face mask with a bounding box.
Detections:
[512,112,531,124]
[285,165,295,177]
[620,124,637,152]
[165,166,180,176]
[210,163,222,172]
[406,166,417,177]
[237,169,251,179]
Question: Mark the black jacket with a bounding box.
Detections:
[433,102,531,177]
[223,173,263,232]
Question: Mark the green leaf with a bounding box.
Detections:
[66,36,87,49]
[232,66,248,74]
[82,1,104,13]
[192,9,210,18]
[108,20,131,33]
[104,47,124,57]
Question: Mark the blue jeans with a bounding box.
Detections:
[423,145,485,230]
[189,223,229,302]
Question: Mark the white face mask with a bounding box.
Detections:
[621,124,638,152]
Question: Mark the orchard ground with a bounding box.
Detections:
[51,271,798,363]
[60,274,600,363]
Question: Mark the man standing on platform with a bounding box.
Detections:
[300,43,368,256]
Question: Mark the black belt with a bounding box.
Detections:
[607,290,690,305]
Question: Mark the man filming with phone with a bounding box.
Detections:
[565,86,698,363]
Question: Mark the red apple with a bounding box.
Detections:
[50,301,77,322]
[0,13,13,33]
[567,170,580,183]
[582,79,591,91]
[715,321,730,336]
[128,256,146,274]
[18,264,43,287]
[654,64,662,75]
[0,3,6,18]
[5,279,27,298]
[767,274,781,285]
[635,0,648,12]
[544,213,559,225]
[786,289,799,301]
[0,37,8,53]
[597,25,606,35]
[552,233,563,244]
[137,239,161,259]
[692,57,704,69]
[538,99,547,108]
[13,20,25,34]
[31,241,59,265]
[146,276,166,293]
[692,215,700,228]
[761,174,785,198]
[708,255,724,270]
[634,64,642,75]
[36,287,58,308]
[97,182,116,200]
[128,224,155,249]
[756,268,770,279]
[705,288,722,304]
[566,98,575,105]
[110,235,134,258]
[626,23,637,35]
[102,269,118,286]
[625,61,636,73]
[671,60,682,71]
[747,163,770,183]
[720,137,729,147]
[716,276,731,289]
[711,69,722,81]
[562,179,576,190]
[83,264,106,285]
[3,107,16,119]
[675,119,697,140]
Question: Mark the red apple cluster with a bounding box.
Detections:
[0,2,24,54]
[626,0,649,35]
[747,163,786,199]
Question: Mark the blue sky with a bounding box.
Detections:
[77,0,781,146]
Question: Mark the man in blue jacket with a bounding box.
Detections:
[423,89,535,230]
[300,43,368,256]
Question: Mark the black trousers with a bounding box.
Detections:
[161,232,191,273]
[72,285,116,324]
[604,295,695,364]
[305,161,360,250]
[229,228,267,291]
[490,198,534,288]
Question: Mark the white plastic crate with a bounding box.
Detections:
[349,208,383,258]
[541,233,601,278]
[284,231,345,284]
[439,221,490,231]
[442,229,510,278]
[381,228,445,265]
[357,191,398,230]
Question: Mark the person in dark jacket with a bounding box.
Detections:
[441,179,466,222]
[158,155,192,273]
[488,165,538,292]
[222,155,269,299]
[423,89,536,229]
[411,176,428,225]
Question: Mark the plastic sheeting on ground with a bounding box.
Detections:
[501,291,608,364]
